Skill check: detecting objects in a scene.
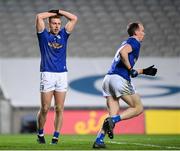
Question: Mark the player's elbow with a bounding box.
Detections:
[73,15,78,23]
[120,50,128,58]
[36,14,43,20]
[36,13,47,22]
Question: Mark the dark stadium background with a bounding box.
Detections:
[0,0,179,136]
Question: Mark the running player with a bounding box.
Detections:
[93,22,157,148]
[35,9,78,144]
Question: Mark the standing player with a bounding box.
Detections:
[36,9,77,144]
[93,22,157,148]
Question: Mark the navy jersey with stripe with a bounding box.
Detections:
[37,28,70,72]
[108,37,141,81]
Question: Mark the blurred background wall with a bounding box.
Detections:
[0,0,179,134]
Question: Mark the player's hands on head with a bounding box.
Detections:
[129,68,138,78]
[143,65,157,76]
[48,9,61,15]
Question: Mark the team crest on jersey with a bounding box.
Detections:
[48,42,63,49]
[56,35,61,39]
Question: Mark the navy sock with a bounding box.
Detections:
[95,133,105,143]
[111,115,121,124]
[38,129,44,136]
[53,131,59,139]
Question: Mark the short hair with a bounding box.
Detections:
[49,15,61,23]
[127,22,141,36]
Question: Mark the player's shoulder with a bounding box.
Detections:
[118,42,132,54]
[37,28,48,35]
[121,39,132,48]
[126,37,140,48]
[60,27,71,35]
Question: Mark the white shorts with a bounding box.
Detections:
[102,74,136,98]
[40,72,68,92]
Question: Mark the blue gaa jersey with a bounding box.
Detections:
[37,28,70,72]
[108,37,141,81]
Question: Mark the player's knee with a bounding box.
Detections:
[41,106,50,114]
[136,103,144,115]
[54,105,64,114]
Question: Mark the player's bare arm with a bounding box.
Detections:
[36,12,57,33]
[119,45,157,76]
[119,44,132,70]
[59,10,78,33]
[119,44,143,78]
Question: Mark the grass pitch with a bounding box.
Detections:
[0,134,180,150]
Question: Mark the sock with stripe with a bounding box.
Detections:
[38,129,44,137]
[95,133,105,144]
[53,131,60,139]
[111,115,121,124]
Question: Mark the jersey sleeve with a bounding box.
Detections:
[37,29,48,39]
[61,28,70,40]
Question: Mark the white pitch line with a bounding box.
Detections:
[109,140,180,150]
